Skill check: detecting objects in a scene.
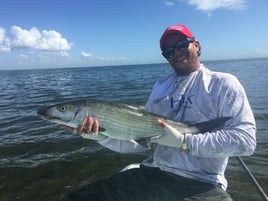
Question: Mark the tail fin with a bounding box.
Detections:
[190,117,232,133]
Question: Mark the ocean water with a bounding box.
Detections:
[0,58,267,201]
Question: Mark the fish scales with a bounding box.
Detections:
[83,103,163,140]
[37,99,231,145]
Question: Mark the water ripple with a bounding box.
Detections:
[0,60,268,201]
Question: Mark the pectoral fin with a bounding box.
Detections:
[135,134,163,149]
[135,138,151,149]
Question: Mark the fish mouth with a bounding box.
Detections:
[37,113,53,120]
[37,113,66,126]
[37,108,54,120]
[37,107,47,116]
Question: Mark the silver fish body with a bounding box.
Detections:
[37,100,231,144]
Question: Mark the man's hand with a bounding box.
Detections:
[61,116,107,141]
[150,119,184,148]
[78,116,100,134]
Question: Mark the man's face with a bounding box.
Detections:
[162,33,200,76]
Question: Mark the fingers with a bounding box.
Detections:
[93,119,99,133]
[86,117,93,133]
[157,119,166,127]
[77,117,88,133]
[156,119,178,135]
[61,116,100,134]
[78,116,99,134]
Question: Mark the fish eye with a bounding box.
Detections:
[58,105,67,112]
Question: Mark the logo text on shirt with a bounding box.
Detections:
[170,95,194,109]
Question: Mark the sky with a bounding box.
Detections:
[0,0,268,70]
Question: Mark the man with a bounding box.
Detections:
[63,24,256,201]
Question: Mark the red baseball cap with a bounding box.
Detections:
[160,25,194,50]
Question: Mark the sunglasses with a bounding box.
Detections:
[162,38,195,60]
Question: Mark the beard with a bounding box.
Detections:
[170,51,199,76]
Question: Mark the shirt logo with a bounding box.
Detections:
[170,95,194,109]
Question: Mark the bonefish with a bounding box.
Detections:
[37,100,231,147]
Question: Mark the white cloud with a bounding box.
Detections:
[15,51,71,68]
[8,26,72,51]
[187,0,247,12]
[164,1,175,6]
[11,26,41,49]
[81,51,128,62]
[0,27,11,52]
[81,51,93,58]
[255,48,268,57]
[0,27,6,43]
[37,30,72,51]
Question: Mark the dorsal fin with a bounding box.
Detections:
[190,117,232,133]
